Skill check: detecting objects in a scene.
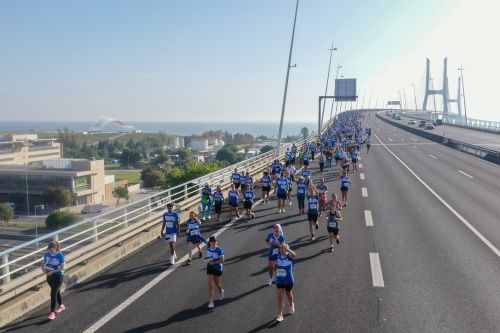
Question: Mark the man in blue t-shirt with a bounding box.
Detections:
[161,203,180,264]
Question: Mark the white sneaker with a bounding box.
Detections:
[208,215,211,219]
[170,256,175,265]
[282,209,286,213]
[207,302,215,309]
[288,202,292,206]
[290,303,295,314]
[202,216,206,221]
[173,253,177,259]
[267,277,273,286]
[218,289,225,300]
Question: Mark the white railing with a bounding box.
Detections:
[0,135,316,301]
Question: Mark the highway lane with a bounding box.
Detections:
[396,113,500,147]
[2,158,380,333]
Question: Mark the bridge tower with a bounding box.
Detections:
[422,58,450,120]
[447,76,462,117]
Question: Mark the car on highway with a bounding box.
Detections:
[408,119,416,125]
[395,115,402,120]
[431,120,438,126]
[418,120,427,128]
[425,123,435,130]
[81,204,103,214]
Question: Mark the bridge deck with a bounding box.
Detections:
[3,116,500,332]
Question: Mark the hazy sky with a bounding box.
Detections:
[1,0,499,123]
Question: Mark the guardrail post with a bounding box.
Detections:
[148,198,152,217]
[167,190,171,203]
[2,254,10,284]
[183,184,188,200]
[124,207,128,228]
[93,219,99,242]
[53,234,59,242]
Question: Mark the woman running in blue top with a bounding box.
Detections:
[275,243,296,322]
[265,224,285,286]
[41,241,66,320]
[206,236,224,309]
[340,171,352,207]
[186,211,204,265]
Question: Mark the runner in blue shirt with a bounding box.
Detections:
[231,168,241,189]
[186,211,204,265]
[227,184,241,221]
[301,166,311,188]
[307,186,320,240]
[41,241,66,320]
[285,171,294,206]
[240,170,247,193]
[296,176,307,215]
[243,187,256,222]
[275,243,297,322]
[161,203,180,264]
[245,171,254,189]
[325,206,343,252]
[351,148,359,172]
[206,236,225,309]
[276,174,289,214]
[340,171,352,207]
[261,171,272,204]
[213,186,224,222]
[265,224,285,286]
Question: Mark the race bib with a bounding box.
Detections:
[328,221,338,228]
[276,268,287,277]
[272,248,279,255]
[309,204,317,209]
[166,222,173,228]
[190,229,199,236]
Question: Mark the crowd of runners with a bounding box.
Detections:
[41,110,372,323]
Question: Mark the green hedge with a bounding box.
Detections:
[45,211,79,230]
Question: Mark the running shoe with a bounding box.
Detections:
[315,222,319,229]
[251,213,255,219]
[276,315,284,322]
[202,216,206,221]
[207,302,215,309]
[55,305,65,313]
[174,253,177,259]
[336,239,340,244]
[282,209,286,213]
[311,235,315,241]
[289,303,295,314]
[330,246,334,252]
[237,213,240,218]
[48,312,56,320]
[289,201,292,206]
[199,252,203,259]
[267,277,273,286]
[218,289,225,301]
[187,258,192,265]
[170,256,175,265]
[208,215,211,219]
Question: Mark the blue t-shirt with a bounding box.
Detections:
[266,232,285,258]
[43,252,65,276]
[244,190,255,203]
[275,253,294,285]
[163,212,180,234]
[301,169,311,180]
[276,178,289,195]
[307,195,319,214]
[232,173,240,183]
[213,191,224,204]
[207,246,224,271]
[187,219,201,237]
[246,176,253,187]
[341,176,350,188]
[327,210,340,229]
[296,182,307,198]
[228,190,239,205]
[262,175,271,187]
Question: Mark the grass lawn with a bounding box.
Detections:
[106,170,141,184]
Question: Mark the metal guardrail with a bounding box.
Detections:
[376,112,500,165]
[400,111,500,134]
[0,134,316,301]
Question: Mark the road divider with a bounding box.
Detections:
[369,253,385,287]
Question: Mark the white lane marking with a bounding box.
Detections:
[387,137,394,142]
[412,145,418,149]
[429,154,438,159]
[458,170,474,179]
[362,187,368,197]
[360,173,365,180]
[358,163,363,169]
[410,138,418,142]
[82,201,261,333]
[370,253,385,287]
[373,132,500,258]
[364,210,373,226]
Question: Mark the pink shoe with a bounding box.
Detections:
[55,304,66,313]
[48,312,56,320]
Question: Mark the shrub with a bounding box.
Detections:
[45,211,79,230]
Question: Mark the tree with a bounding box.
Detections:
[216,144,241,164]
[165,162,222,188]
[45,211,79,229]
[120,147,142,167]
[0,204,14,223]
[260,145,275,154]
[141,166,165,187]
[114,186,129,206]
[45,186,72,208]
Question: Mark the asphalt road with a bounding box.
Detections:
[3,115,500,332]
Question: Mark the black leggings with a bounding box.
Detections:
[297,197,305,210]
[47,274,63,312]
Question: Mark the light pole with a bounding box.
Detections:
[25,164,29,216]
[412,84,418,111]
[320,44,338,127]
[457,66,468,125]
[329,64,343,120]
[34,204,44,246]
[277,0,299,156]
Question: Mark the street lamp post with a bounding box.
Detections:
[457,66,468,125]
[34,204,44,246]
[329,64,343,120]
[412,84,418,111]
[320,44,338,128]
[277,0,299,156]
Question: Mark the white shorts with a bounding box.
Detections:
[165,234,177,243]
